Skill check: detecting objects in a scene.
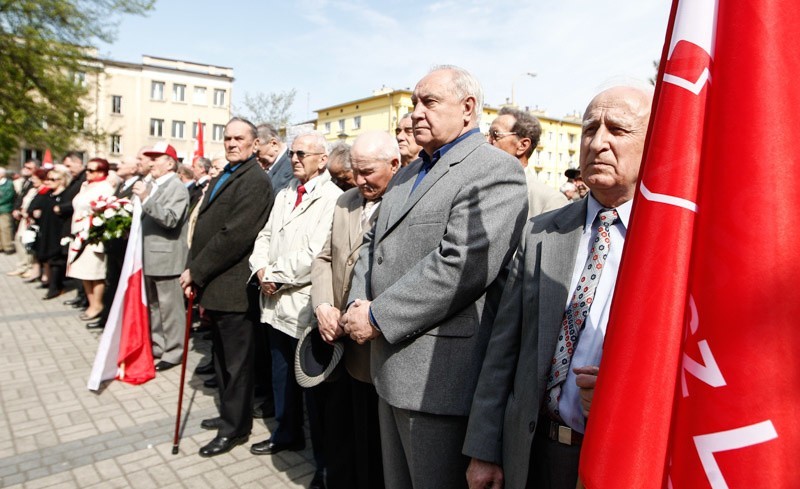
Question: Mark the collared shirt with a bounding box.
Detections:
[558,193,632,434]
[288,173,321,210]
[121,176,138,193]
[411,128,481,193]
[268,147,288,175]
[209,162,243,201]
[142,172,175,204]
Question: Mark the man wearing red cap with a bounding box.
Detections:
[132,142,190,371]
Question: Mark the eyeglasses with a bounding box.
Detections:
[488,129,517,141]
[289,150,324,160]
[44,177,55,181]
[86,167,99,172]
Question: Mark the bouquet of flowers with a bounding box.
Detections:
[69,196,133,262]
[85,195,134,244]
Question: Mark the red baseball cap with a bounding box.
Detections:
[144,141,178,161]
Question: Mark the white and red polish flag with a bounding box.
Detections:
[88,198,153,390]
[580,0,800,487]
[193,120,204,162]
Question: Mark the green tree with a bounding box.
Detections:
[238,89,297,127]
[0,0,154,164]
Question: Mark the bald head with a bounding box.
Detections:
[117,155,139,179]
[350,131,401,201]
[579,85,653,208]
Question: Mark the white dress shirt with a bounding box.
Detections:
[559,193,632,433]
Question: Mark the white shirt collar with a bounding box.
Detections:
[585,192,632,231]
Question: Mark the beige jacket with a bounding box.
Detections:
[249,171,342,338]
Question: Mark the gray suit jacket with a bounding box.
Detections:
[462,198,588,489]
[141,173,190,277]
[267,151,295,192]
[348,131,528,416]
[311,188,374,383]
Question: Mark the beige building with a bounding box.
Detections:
[314,87,582,189]
[18,54,233,166]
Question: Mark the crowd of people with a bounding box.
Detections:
[4,65,653,489]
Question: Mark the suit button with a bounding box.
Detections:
[347,258,354,266]
[529,421,536,433]
[377,257,383,265]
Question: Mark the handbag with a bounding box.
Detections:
[21,224,39,250]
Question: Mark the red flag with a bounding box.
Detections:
[193,120,204,161]
[88,199,154,389]
[42,149,53,169]
[580,0,800,488]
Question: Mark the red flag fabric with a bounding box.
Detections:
[580,0,800,488]
[87,198,153,389]
[42,149,53,168]
[193,120,204,161]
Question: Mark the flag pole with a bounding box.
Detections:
[172,289,195,455]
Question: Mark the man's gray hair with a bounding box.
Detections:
[226,117,258,139]
[498,106,542,158]
[257,123,283,143]
[429,65,484,117]
[400,112,413,122]
[328,143,351,170]
[196,157,212,173]
[294,131,329,155]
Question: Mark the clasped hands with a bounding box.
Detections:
[316,299,380,345]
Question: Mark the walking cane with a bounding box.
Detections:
[172,289,195,455]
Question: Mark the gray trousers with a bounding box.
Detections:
[378,398,469,489]
[144,275,185,364]
[0,213,15,252]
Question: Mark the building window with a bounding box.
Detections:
[569,134,576,144]
[213,89,226,106]
[172,120,185,139]
[151,81,165,100]
[338,119,345,132]
[192,122,206,138]
[111,95,122,114]
[173,84,186,102]
[324,122,331,134]
[150,118,164,137]
[194,86,206,104]
[353,116,361,130]
[73,72,86,86]
[212,124,224,141]
[548,131,554,141]
[110,135,122,154]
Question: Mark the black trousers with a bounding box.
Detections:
[98,237,126,325]
[528,421,581,489]
[207,308,256,438]
[351,377,384,489]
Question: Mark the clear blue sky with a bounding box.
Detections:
[99,0,671,123]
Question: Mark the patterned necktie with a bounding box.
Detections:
[360,200,377,231]
[545,207,619,418]
[293,184,306,209]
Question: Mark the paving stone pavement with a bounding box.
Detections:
[0,253,317,488]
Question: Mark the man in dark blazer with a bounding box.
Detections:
[256,123,295,192]
[311,131,400,489]
[463,86,653,489]
[180,117,274,458]
[340,66,528,489]
[133,143,190,371]
[188,157,212,210]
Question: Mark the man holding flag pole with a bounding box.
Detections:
[463,83,653,489]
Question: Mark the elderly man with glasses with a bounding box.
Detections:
[488,106,567,218]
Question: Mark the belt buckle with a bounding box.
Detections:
[557,425,572,445]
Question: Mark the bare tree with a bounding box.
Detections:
[237,89,297,127]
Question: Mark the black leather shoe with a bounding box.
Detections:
[63,297,83,306]
[155,361,178,372]
[194,362,214,375]
[198,434,248,458]
[86,320,104,329]
[43,290,64,300]
[203,377,218,388]
[200,417,223,430]
[309,471,326,489]
[72,299,89,309]
[249,438,304,455]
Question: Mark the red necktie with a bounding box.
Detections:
[293,184,306,209]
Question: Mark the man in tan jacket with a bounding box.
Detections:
[311,131,400,489]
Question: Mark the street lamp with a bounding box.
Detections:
[511,72,537,106]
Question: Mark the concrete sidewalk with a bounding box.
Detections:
[0,253,317,488]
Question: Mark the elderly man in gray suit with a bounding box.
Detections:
[256,123,295,192]
[340,65,528,489]
[132,142,190,372]
[463,85,653,489]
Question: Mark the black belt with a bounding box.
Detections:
[539,416,584,446]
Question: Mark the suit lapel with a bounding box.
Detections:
[536,199,588,385]
[199,158,255,215]
[347,193,365,253]
[380,133,484,240]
